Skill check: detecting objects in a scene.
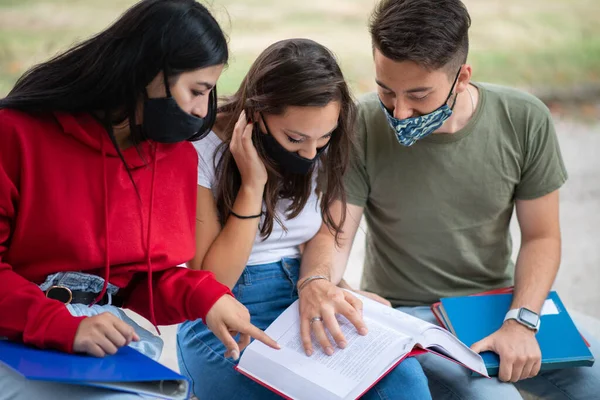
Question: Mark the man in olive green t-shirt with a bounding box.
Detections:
[334,0,600,398]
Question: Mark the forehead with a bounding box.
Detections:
[269,103,340,136]
[374,49,448,88]
[177,64,224,83]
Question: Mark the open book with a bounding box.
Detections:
[236,293,489,400]
[0,340,189,400]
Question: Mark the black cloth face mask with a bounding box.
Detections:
[255,113,330,175]
[142,72,208,143]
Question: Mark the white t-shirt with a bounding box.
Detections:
[193,132,322,266]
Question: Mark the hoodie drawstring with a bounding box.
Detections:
[92,137,160,335]
[146,144,160,334]
[93,137,111,305]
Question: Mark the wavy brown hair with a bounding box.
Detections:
[213,38,356,243]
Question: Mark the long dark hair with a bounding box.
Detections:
[0,0,228,150]
[214,38,356,243]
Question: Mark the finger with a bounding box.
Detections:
[510,358,526,383]
[300,316,313,356]
[214,325,241,361]
[104,326,129,348]
[231,111,246,151]
[340,294,368,335]
[237,332,252,353]
[311,318,335,356]
[241,120,257,154]
[470,337,492,354]
[344,291,364,314]
[238,323,280,350]
[530,358,542,378]
[497,356,514,383]
[95,334,119,356]
[321,310,347,349]
[519,360,535,381]
[85,343,106,358]
[112,320,137,345]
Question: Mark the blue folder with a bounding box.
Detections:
[0,340,190,399]
[439,291,595,376]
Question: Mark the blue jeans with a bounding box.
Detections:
[397,306,600,400]
[177,258,431,400]
[0,272,163,400]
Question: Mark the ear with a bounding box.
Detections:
[455,64,473,94]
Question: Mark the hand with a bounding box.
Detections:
[205,294,280,360]
[298,279,368,356]
[73,312,140,357]
[471,320,541,382]
[230,110,268,191]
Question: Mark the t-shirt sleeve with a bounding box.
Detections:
[514,109,568,200]
[344,108,370,207]
[192,133,221,189]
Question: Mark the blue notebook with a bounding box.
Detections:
[0,340,190,399]
[439,291,595,376]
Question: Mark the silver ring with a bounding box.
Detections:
[310,316,323,325]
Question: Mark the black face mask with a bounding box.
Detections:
[142,72,208,143]
[255,114,330,175]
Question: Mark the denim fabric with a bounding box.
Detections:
[0,272,163,399]
[396,306,600,400]
[38,271,163,360]
[177,258,432,400]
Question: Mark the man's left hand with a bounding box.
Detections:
[471,320,541,382]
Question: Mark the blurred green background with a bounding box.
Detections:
[1,0,599,101]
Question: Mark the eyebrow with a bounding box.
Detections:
[284,125,338,139]
[375,79,432,94]
[195,81,215,90]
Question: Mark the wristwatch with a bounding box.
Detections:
[504,307,541,332]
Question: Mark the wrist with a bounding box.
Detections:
[297,275,330,293]
[240,182,265,197]
[503,318,537,335]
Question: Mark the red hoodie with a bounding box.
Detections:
[0,109,231,353]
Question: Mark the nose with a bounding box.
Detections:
[298,143,318,160]
[191,96,209,119]
[393,98,413,120]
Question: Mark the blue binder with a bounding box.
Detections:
[0,340,190,399]
[439,291,595,376]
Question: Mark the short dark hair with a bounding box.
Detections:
[369,0,471,76]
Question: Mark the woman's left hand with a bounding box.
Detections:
[298,279,368,356]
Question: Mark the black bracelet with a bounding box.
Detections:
[229,210,263,219]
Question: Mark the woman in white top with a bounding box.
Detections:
[176,38,431,400]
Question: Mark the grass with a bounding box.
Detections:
[0,0,599,97]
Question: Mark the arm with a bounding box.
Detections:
[297,201,368,356]
[511,190,561,315]
[0,123,85,353]
[188,111,267,289]
[188,184,263,288]
[472,190,561,382]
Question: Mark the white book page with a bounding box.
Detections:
[240,300,414,399]
[352,292,488,377]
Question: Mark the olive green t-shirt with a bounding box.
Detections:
[345,83,567,306]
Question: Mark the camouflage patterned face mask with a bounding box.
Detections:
[380,68,461,147]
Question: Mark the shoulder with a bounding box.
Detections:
[0,108,55,133]
[192,130,224,162]
[477,83,552,125]
[0,109,58,150]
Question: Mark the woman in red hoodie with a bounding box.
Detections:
[0,0,277,398]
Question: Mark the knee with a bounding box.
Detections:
[392,357,429,387]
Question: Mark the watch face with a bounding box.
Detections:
[519,308,539,327]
